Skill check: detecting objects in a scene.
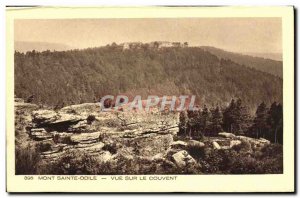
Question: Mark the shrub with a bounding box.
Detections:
[260,144,283,158]
[98,133,109,142]
[256,158,283,174]
[102,143,118,154]
[186,143,205,161]
[200,149,238,174]
[50,151,100,175]
[68,109,77,114]
[200,150,224,174]
[229,155,259,174]
[192,133,205,142]
[232,140,252,153]
[36,142,52,152]
[15,143,41,174]
[87,115,96,124]
[104,118,121,128]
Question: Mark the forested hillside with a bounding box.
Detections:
[14,46,282,111]
[201,46,283,77]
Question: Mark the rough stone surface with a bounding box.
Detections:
[171,141,188,149]
[32,110,58,125]
[187,140,205,148]
[230,140,242,148]
[30,128,52,140]
[259,138,271,145]
[18,102,180,163]
[70,132,101,143]
[96,151,114,163]
[172,150,196,168]
[212,141,221,150]
[218,132,236,138]
[236,136,270,147]
[60,103,101,116]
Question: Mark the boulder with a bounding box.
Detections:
[212,141,221,150]
[41,151,64,161]
[67,119,103,133]
[230,140,242,148]
[221,146,230,150]
[187,140,205,148]
[259,138,270,145]
[67,120,90,132]
[172,150,197,168]
[30,128,52,140]
[77,142,105,153]
[152,153,164,160]
[32,110,58,125]
[236,136,270,147]
[98,151,114,163]
[32,109,84,127]
[54,113,83,124]
[51,132,73,144]
[171,141,187,149]
[218,132,235,138]
[70,132,101,143]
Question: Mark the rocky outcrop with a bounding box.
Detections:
[18,102,180,162]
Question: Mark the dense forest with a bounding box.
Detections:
[178,99,283,144]
[14,45,282,112]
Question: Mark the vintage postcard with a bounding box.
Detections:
[6,6,294,192]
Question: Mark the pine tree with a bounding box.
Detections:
[178,110,189,137]
[268,102,283,143]
[234,98,251,135]
[223,98,250,135]
[210,106,223,136]
[187,110,199,138]
[223,99,236,133]
[252,102,269,139]
[200,105,210,135]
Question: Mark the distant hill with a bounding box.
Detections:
[243,52,282,61]
[200,46,283,78]
[14,46,282,110]
[15,41,72,53]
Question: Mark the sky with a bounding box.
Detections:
[14,18,282,54]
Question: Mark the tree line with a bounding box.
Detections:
[178,98,283,144]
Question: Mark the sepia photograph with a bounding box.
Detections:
[6,6,294,193]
